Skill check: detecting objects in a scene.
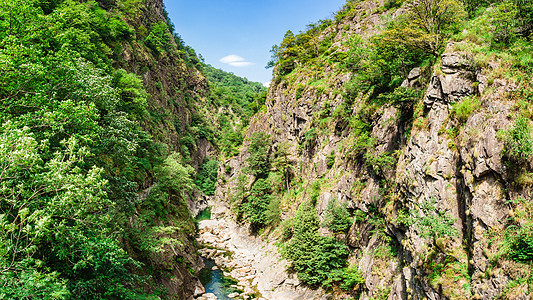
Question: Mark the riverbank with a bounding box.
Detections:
[195,199,329,300]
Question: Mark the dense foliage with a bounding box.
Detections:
[204,64,267,157]
[281,202,352,287]
[195,159,219,195]
[322,198,353,233]
[0,0,203,298]
[504,116,533,162]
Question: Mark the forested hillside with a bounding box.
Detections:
[2,0,533,299]
[0,0,264,299]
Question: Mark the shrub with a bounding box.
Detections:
[377,86,423,106]
[144,22,174,55]
[364,150,397,174]
[505,224,533,262]
[504,116,533,162]
[492,0,519,46]
[113,69,148,120]
[413,199,459,239]
[281,202,350,287]
[273,142,294,191]
[246,132,272,178]
[279,218,294,240]
[301,128,318,152]
[515,0,533,38]
[309,180,321,205]
[322,198,353,233]
[195,159,218,195]
[265,196,282,227]
[462,0,500,17]
[340,266,366,290]
[327,151,335,168]
[451,96,480,123]
[243,179,272,227]
[384,0,405,9]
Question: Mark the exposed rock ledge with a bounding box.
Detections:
[196,199,331,300]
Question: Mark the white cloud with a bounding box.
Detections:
[220,54,254,67]
[263,81,271,87]
[220,55,244,64]
[228,61,254,67]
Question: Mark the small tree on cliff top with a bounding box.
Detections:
[391,0,466,57]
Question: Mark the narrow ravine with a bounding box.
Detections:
[194,199,329,300]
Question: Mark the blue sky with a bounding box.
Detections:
[164,0,347,85]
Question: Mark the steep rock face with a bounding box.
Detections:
[216,2,407,298]
[215,5,531,300]
[118,0,211,166]
[111,1,212,298]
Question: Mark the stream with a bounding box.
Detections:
[196,202,326,300]
[198,258,238,300]
[197,208,240,300]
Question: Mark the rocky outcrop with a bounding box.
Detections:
[114,0,215,297]
[424,52,476,109]
[214,33,531,300]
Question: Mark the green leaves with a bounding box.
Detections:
[450,96,480,124]
[322,198,353,233]
[145,22,174,56]
[157,152,195,194]
[0,122,141,299]
[403,0,466,56]
[245,132,272,178]
[0,0,174,297]
[113,69,148,120]
[195,159,218,195]
[503,116,533,163]
[243,179,272,226]
[281,202,350,287]
[505,224,533,262]
[413,198,459,239]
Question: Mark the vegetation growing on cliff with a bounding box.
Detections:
[252,0,533,297]
[280,202,353,287]
[0,0,163,296]
[204,64,268,157]
[3,0,533,298]
[0,0,269,298]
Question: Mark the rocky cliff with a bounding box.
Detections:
[214,0,533,299]
[95,0,215,298]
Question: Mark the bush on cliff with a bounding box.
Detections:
[281,202,350,287]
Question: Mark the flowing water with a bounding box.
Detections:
[198,258,239,300]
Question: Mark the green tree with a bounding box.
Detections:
[0,0,190,297]
[282,202,350,286]
[243,179,272,227]
[0,124,145,299]
[273,142,294,191]
[195,159,219,195]
[393,0,466,57]
[267,30,299,76]
[322,199,353,233]
[246,132,272,178]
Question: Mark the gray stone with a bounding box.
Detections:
[193,280,205,297]
[203,293,217,300]
[401,67,422,87]
[441,52,472,74]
